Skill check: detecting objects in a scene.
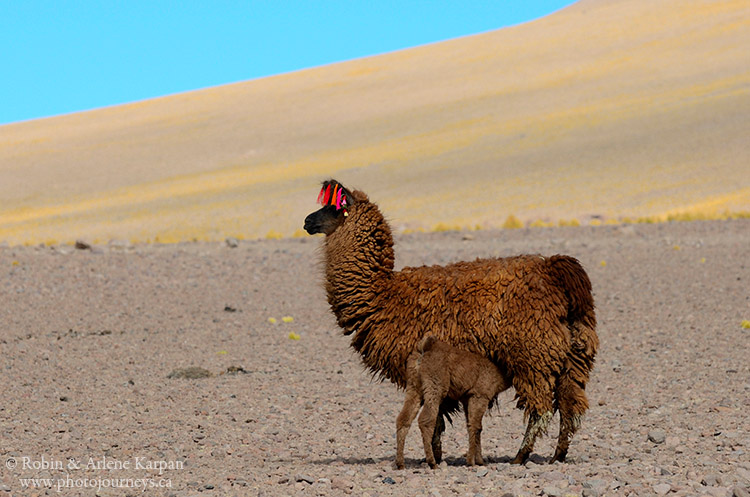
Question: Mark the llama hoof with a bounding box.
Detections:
[510,454,529,465]
[550,449,567,464]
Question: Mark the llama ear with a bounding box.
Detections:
[317,179,353,212]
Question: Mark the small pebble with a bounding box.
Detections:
[648,429,666,444]
[702,474,721,486]
[653,483,671,495]
[295,474,315,484]
[543,486,563,497]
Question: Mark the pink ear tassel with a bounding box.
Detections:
[335,188,343,209]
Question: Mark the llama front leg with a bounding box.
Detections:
[395,386,422,469]
[511,410,553,464]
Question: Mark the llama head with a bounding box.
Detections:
[303,179,357,235]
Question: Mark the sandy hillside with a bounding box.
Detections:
[1,218,749,496]
[1,0,749,245]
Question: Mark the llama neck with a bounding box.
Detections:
[323,203,395,333]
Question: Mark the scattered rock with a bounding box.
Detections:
[331,477,354,494]
[167,367,212,379]
[583,479,607,490]
[665,435,680,447]
[223,366,248,375]
[541,470,566,481]
[733,486,750,497]
[224,305,237,312]
[648,429,667,444]
[74,240,92,250]
[653,483,671,495]
[702,474,722,486]
[543,485,564,496]
[225,237,239,248]
[295,474,315,484]
[382,476,396,484]
[708,487,730,497]
[475,467,489,477]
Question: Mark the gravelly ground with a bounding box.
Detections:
[1,219,749,497]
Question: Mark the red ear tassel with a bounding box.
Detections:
[331,184,339,206]
[323,184,332,205]
[335,188,343,209]
[316,187,325,205]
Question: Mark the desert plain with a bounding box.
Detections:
[1,218,748,496]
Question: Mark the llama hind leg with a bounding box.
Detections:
[551,374,589,463]
[551,410,583,463]
[511,410,553,464]
[418,395,441,469]
[465,397,490,466]
[430,412,446,465]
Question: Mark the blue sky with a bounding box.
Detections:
[1,1,575,125]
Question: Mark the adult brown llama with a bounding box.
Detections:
[397,335,510,469]
[303,179,598,464]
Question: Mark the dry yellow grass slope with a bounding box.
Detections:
[1,0,749,245]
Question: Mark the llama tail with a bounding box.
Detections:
[547,256,599,414]
[547,255,596,330]
[418,334,438,354]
